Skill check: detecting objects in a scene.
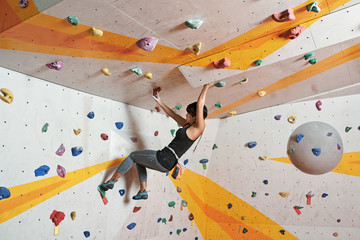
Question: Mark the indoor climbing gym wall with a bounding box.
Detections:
[1,0,360,239]
[0,67,220,239]
[206,95,360,239]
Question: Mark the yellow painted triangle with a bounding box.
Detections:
[270,152,360,177]
[0,157,125,223]
[170,170,298,239]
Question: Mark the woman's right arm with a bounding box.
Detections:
[153,92,187,127]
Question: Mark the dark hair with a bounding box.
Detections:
[186,102,208,119]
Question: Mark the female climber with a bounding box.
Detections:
[100,83,213,200]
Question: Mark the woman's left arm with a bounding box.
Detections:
[187,83,213,139]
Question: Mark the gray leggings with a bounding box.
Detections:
[117,150,168,182]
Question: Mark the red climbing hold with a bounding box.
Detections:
[101,133,109,140]
[169,215,173,222]
[133,206,141,213]
[153,87,161,97]
[154,131,159,136]
[272,9,295,22]
[50,210,65,226]
[281,25,306,39]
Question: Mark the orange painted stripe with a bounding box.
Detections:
[0,1,23,33]
[0,13,196,64]
[2,0,39,22]
[270,152,360,177]
[0,157,125,223]
[208,42,360,118]
[170,169,298,239]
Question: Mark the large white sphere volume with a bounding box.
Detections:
[287,121,343,175]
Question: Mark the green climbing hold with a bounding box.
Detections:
[253,59,263,66]
[67,16,78,26]
[168,201,175,208]
[170,129,175,136]
[162,218,167,223]
[129,67,142,76]
[181,200,188,207]
[176,229,182,235]
[309,59,317,65]
[212,144,218,150]
[185,18,203,29]
[42,123,49,133]
[215,103,222,109]
[243,228,248,234]
[290,148,295,154]
[345,126,352,132]
[214,81,226,87]
[251,191,257,197]
[306,2,321,12]
[295,206,304,209]
[304,52,315,60]
[175,105,182,110]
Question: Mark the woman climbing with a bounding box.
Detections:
[99,82,213,200]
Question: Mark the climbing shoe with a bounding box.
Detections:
[101,181,116,191]
[132,190,148,200]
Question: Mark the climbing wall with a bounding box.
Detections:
[204,94,360,239]
[0,67,220,239]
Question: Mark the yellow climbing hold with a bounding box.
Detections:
[101,68,111,76]
[187,42,202,55]
[259,156,268,160]
[91,27,103,37]
[0,88,14,104]
[241,216,247,220]
[288,116,297,124]
[144,73,153,79]
[70,211,76,220]
[257,90,266,97]
[54,225,59,236]
[279,192,290,198]
[229,111,237,116]
[73,129,81,135]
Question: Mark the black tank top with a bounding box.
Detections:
[157,124,196,170]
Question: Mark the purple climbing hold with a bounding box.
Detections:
[35,165,50,177]
[130,137,138,143]
[119,189,126,196]
[56,165,66,178]
[315,100,322,111]
[84,231,90,238]
[87,111,94,119]
[296,134,304,143]
[127,222,136,230]
[274,115,282,120]
[136,37,159,51]
[312,148,321,156]
[0,187,11,200]
[18,0,28,8]
[337,144,341,150]
[71,146,83,156]
[46,61,64,70]
[56,144,65,156]
[115,122,124,130]
[337,219,341,223]
[327,132,333,136]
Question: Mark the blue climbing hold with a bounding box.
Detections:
[183,228,187,232]
[227,203,233,209]
[84,231,90,238]
[312,148,321,156]
[115,122,124,130]
[184,159,189,165]
[71,146,83,156]
[157,218,162,223]
[322,193,328,198]
[248,141,257,148]
[34,165,50,177]
[87,112,94,119]
[199,159,208,164]
[296,134,304,143]
[166,172,169,176]
[127,222,136,230]
[195,238,198,240]
[119,189,125,196]
[0,187,11,200]
[263,180,268,185]
[280,230,285,235]
[170,232,173,235]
